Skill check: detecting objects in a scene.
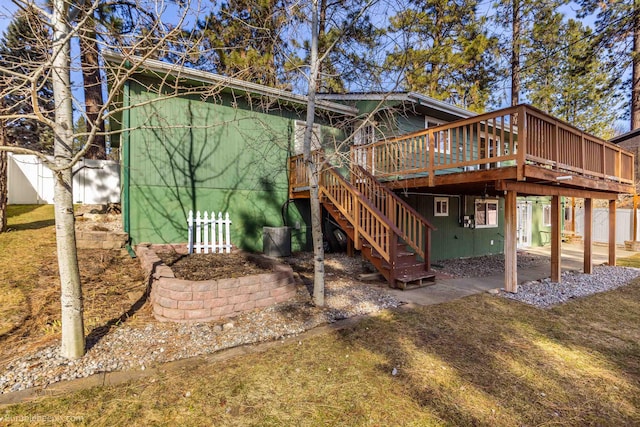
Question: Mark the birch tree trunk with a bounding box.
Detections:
[303,0,325,307]
[52,0,85,359]
[632,0,640,130]
[0,121,6,233]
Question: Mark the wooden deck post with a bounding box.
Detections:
[634,194,638,242]
[551,195,562,282]
[571,197,576,235]
[609,199,616,266]
[584,198,592,274]
[504,190,518,292]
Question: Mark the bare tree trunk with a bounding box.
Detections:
[632,1,640,129]
[52,0,85,359]
[316,0,327,93]
[0,121,7,233]
[511,0,521,107]
[304,0,325,307]
[80,17,106,159]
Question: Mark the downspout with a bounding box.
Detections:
[122,80,135,258]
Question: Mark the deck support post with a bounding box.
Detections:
[551,195,562,283]
[609,199,616,266]
[633,193,638,242]
[504,190,518,293]
[346,237,354,257]
[584,198,592,274]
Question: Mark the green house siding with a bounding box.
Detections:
[123,79,336,251]
[398,194,504,261]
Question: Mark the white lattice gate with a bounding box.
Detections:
[187,211,232,254]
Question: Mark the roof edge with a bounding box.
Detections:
[316,92,477,119]
[102,50,358,117]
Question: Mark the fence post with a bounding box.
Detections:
[217,212,224,253]
[203,211,209,253]
[225,212,231,253]
[195,211,202,254]
[211,211,220,253]
[188,210,194,254]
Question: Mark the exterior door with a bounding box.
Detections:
[516,201,532,248]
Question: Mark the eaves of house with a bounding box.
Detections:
[102,50,359,118]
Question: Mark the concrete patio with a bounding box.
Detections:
[387,243,639,306]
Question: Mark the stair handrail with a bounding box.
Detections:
[319,160,405,264]
[352,165,435,264]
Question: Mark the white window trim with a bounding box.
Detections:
[354,120,376,146]
[542,204,552,227]
[424,116,450,154]
[434,197,449,217]
[475,199,499,228]
[294,120,321,155]
[424,115,444,129]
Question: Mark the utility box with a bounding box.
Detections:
[263,226,292,257]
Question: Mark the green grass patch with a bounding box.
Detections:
[3,280,640,425]
[617,253,640,268]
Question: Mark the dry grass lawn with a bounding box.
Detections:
[0,205,147,368]
[3,287,640,426]
[1,206,640,425]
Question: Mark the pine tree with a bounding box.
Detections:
[0,6,54,153]
[524,13,619,137]
[578,0,639,129]
[492,0,568,107]
[194,0,289,86]
[385,0,499,112]
[292,0,378,93]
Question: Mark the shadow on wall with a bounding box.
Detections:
[7,154,120,206]
[72,159,120,204]
[130,98,296,251]
[7,154,53,204]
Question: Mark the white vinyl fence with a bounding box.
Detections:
[575,207,640,245]
[7,154,120,205]
[188,210,232,254]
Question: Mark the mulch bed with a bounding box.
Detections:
[156,252,272,281]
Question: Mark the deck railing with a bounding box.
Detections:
[288,152,435,270]
[288,152,396,261]
[351,165,434,263]
[351,104,634,186]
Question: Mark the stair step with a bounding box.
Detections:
[397,251,414,258]
[393,272,437,290]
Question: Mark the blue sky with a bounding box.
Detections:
[0,1,630,130]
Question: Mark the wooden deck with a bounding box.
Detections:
[348,104,634,197]
[289,104,635,294]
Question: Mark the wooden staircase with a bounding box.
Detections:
[289,153,436,289]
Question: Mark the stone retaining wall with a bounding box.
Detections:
[76,231,128,250]
[136,245,297,323]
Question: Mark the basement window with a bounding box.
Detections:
[434,197,449,217]
[475,199,498,228]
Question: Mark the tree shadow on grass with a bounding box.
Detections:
[84,287,151,351]
[9,219,55,231]
[336,287,640,426]
[6,205,43,218]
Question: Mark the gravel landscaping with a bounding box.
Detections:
[500,265,640,309]
[2,250,640,395]
[432,251,549,278]
[0,254,400,395]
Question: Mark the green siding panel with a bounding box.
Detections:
[398,194,505,261]
[125,79,318,251]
